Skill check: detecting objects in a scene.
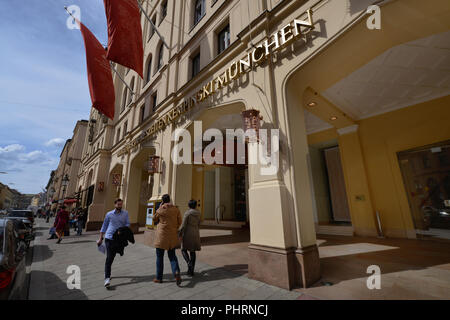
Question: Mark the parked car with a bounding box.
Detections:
[7,210,34,225]
[6,217,34,249]
[0,219,27,300]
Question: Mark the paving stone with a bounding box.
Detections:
[28,221,301,300]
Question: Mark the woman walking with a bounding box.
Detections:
[54,205,69,244]
[179,200,201,276]
[153,194,182,285]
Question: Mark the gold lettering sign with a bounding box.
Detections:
[117,9,314,157]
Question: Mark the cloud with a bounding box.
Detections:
[0,144,25,160]
[0,144,58,193]
[45,138,65,148]
[19,150,44,163]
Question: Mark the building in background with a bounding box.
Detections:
[50,120,88,209]
[0,182,14,210]
[73,0,450,290]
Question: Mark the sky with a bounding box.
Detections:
[0,0,108,194]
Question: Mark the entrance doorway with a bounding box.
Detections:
[398,141,450,239]
[192,164,248,227]
[309,141,352,235]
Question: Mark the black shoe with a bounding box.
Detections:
[175,274,182,286]
[56,238,62,244]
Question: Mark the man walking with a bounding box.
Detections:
[76,209,85,236]
[97,199,130,288]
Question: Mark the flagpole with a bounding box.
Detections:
[136,0,169,50]
[109,62,136,97]
[63,7,136,97]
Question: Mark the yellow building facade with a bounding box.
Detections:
[76,0,450,289]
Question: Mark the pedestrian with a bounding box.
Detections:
[178,200,202,277]
[76,209,85,236]
[45,208,51,223]
[153,194,182,285]
[97,199,130,288]
[54,205,69,244]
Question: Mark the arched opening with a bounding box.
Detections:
[156,42,164,72]
[127,147,157,232]
[282,0,450,241]
[121,87,128,113]
[145,55,152,85]
[128,77,135,105]
[172,102,250,276]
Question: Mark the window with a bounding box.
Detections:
[218,24,230,55]
[193,0,205,26]
[160,1,167,24]
[123,121,128,139]
[140,105,146,124]
[128,78,135,105]
[116,128,121,144]
[145,56,152,84]
[148,15,157,41]
[151,92,158,113]
[157,44,164,71]
[191,52,200,79]
[121,88,128,113]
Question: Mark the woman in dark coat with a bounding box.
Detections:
[178,200,201,276]
[54,205,69,244]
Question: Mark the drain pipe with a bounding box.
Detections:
[375,211,385,238]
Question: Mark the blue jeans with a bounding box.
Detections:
[104,239,116,279]
[156,248,180,281]
[77,220,83,235]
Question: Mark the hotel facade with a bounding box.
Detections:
[75,0,450,289]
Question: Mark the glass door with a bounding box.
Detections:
[398,141,450,239]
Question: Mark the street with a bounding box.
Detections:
[27,219,304,300]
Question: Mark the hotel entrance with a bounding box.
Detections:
[398,141,450,239]
[192,164,248,227]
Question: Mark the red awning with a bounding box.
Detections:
[64,199,77,204]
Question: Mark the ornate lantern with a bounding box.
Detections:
[62,174,70,187]
[148,155,161,175]
[112,174,122,187]
[97,182,105,192]
[241,109,263,141]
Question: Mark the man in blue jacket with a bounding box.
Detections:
[97,198,130,288]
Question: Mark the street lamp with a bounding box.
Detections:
[148,156,162,175]
[241,109,263,141]
[62,174,70,199]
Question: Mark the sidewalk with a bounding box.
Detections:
[28,220,305,300]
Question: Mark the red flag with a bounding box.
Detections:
[103,0,144,78]
[79,22,115,120]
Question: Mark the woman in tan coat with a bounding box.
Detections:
[179,200,202,276]
[153,194,182,285]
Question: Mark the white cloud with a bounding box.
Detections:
[0,144,25,153]
[45,138,65,148]
[0,144,58,193]
[19,150,44,163]
[0,144,26,161]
